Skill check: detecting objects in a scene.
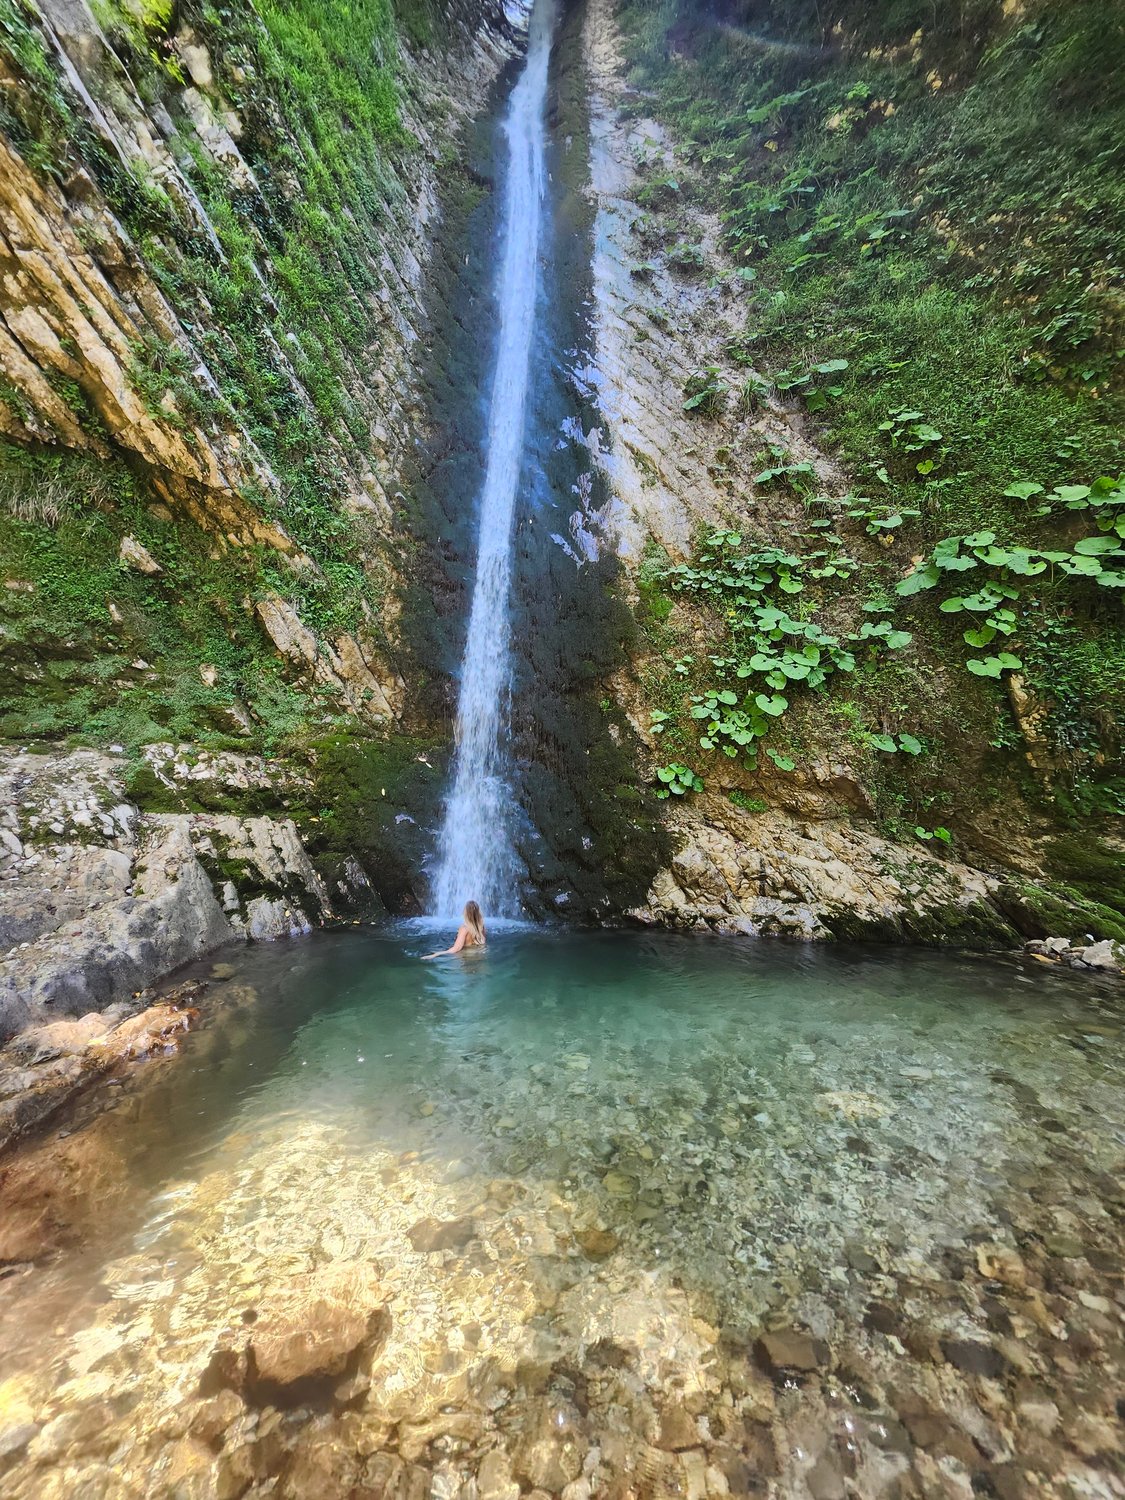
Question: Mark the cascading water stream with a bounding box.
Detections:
[431,0,554,919]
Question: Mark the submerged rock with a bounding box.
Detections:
[407,1216,477,1253]
[939,1338,1009,1379]
[754,1329,831,1376]
[246,1264,386,1393]
[575,1228,619,1260]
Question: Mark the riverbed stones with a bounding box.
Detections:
[754,1329,831,1377]
[407,1216,477,1253]
[657,1401,699,1451]
[511,1398,587,1491]
[246,1264,385,1392]
[939,1338,1009,1380]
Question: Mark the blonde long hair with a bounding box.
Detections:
[463,900,486,945]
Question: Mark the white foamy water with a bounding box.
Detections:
[432,0,554,918]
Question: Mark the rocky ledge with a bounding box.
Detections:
[0,977,206,1164]
[0,746,361,1042]
[1025,937,1124,975]
[630,797,1018,946]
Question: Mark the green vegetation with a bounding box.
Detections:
[652,528,914,769]
[0,0,432,753]
[0,446,349,752]
[617,0,1125,879]
[653,762,703,798]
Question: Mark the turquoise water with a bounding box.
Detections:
[0,928,1122,1497]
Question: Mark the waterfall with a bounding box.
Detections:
[431,0,554,920]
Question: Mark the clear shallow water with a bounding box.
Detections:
[0,929,1122,1498]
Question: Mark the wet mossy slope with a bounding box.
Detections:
[612,0,1125,937]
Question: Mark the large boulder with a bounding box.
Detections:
[247,1264,386,1395]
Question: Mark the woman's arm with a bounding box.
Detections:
[422,926,469,960]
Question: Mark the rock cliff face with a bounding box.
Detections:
[1,0,1121,1026]
[0,0,518,1016]
[0,0,515,747]
[582,0,1125,946]
[0,746,344,1039]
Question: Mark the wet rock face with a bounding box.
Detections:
[0,985,203,1163]
[0,747,332,1042]
[630,797,1015,945]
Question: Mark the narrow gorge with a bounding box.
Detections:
[0,0,1122,1495]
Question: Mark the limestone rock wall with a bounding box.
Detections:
[0,0,516,723]
[0,746,340,1041]
[582,0,1039,945]
[631,796,1014,944]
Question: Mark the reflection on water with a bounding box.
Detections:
[0,928,1122,1498]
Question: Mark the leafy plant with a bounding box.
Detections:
[654,763,703,798]
[866,731,924,754]
[682,367,729,415]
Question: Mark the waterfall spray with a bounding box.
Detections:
[431,0,554,919]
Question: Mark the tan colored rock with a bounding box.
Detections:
[118,534,162,574]
[658,1402,699,1451]
[632,796,1008,941]
[576,1227,619,1260]
[0,129,288,546]
[248,1263,385,1390]
[477,1449,521,1500]
[407,1215,477,1253]
[512,1398,587,1491]
[754,1330,830,1376]
[255,593,401,722]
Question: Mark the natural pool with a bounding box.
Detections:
[0,927,1121,1499]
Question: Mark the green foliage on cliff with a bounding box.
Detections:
[617,0,1125,839]
[0,0,431,750]
[0,445,346,751]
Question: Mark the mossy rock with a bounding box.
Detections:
[295,731,447,914]
[992,878,1125,945]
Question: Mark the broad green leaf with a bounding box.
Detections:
[1059,554,1103,576]
[996,653,1023,669]
[755,693,788,717]
[1002,481,1044,499]
[962,590,1005,611]
[896,564,941,595]
[868,733,898,753]
[939,596,965,613]
[897,733,923,754]
[1004,550,1047,576]
[766,748,796,771]
[966,658,1002,678]
[963,625,996,647]
[1073,535,1120,555]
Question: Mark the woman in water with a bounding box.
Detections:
[422,900,486,959]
